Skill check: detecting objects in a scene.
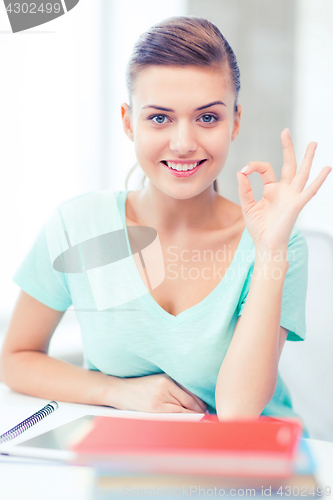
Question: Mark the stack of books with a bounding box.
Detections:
[69,414,319,499]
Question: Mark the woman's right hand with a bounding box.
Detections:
[112,373,207,414]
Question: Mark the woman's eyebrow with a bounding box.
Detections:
[196,101,226,110]
[141,101,226,112]
[142,105,174,112]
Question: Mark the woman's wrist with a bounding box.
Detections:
[91,372,125,409]
[253,247,289,283]
[254,243,289,278]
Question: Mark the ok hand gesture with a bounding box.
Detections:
[237,129,332,251]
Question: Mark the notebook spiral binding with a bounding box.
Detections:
[0,401,59,444]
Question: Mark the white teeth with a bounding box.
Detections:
[166,161,200,171]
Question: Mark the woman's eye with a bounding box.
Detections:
[199,114,218,123]
[148,114,218,124]
[150,115,169,124]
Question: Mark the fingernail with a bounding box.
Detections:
[285,128,290,136]
[240,165,249,174]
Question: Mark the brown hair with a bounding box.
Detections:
[124,16,241,193]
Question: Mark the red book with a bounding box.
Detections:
[71,415,302,477]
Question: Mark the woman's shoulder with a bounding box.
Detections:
[44,189,124,245]
[45,190,124,227]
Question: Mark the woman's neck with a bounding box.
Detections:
[128,183,229,235]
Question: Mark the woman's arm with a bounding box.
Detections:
[215,250,289,419]
[0,290,124,406]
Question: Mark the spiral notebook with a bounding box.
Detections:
[0,401,59,444]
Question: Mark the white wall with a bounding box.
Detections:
[293,0,333,234]
[0,0,101,321]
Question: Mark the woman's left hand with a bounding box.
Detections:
[237,128,332,251]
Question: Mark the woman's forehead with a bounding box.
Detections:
[131,65,233,107]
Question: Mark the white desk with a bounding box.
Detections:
[0,382,332,500]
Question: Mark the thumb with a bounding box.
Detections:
[237,169,255,214]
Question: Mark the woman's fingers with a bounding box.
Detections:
[237,161,276,214]
[241,161,277,185]
[280,128,297,183]
[298,166,332,207]
[163,403,203,414]
[171,383,206,413]
[291,142,317,192]
[172,380,207,412]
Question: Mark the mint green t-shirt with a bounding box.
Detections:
[13,190,308,425]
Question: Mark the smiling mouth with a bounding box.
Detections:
[161,159,206,171]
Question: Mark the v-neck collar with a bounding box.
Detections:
[117,190,250,328]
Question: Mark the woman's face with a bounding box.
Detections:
[122,65,241,199]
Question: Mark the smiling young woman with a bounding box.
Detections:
[0,17,331,432]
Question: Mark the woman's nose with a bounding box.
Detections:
[169,121,197,155]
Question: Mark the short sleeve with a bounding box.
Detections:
[237,226,308,342]
[280,226,308,341]
[13,224,72,312]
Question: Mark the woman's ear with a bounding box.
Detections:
[231,104,241,142]
[121,103,134,141]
